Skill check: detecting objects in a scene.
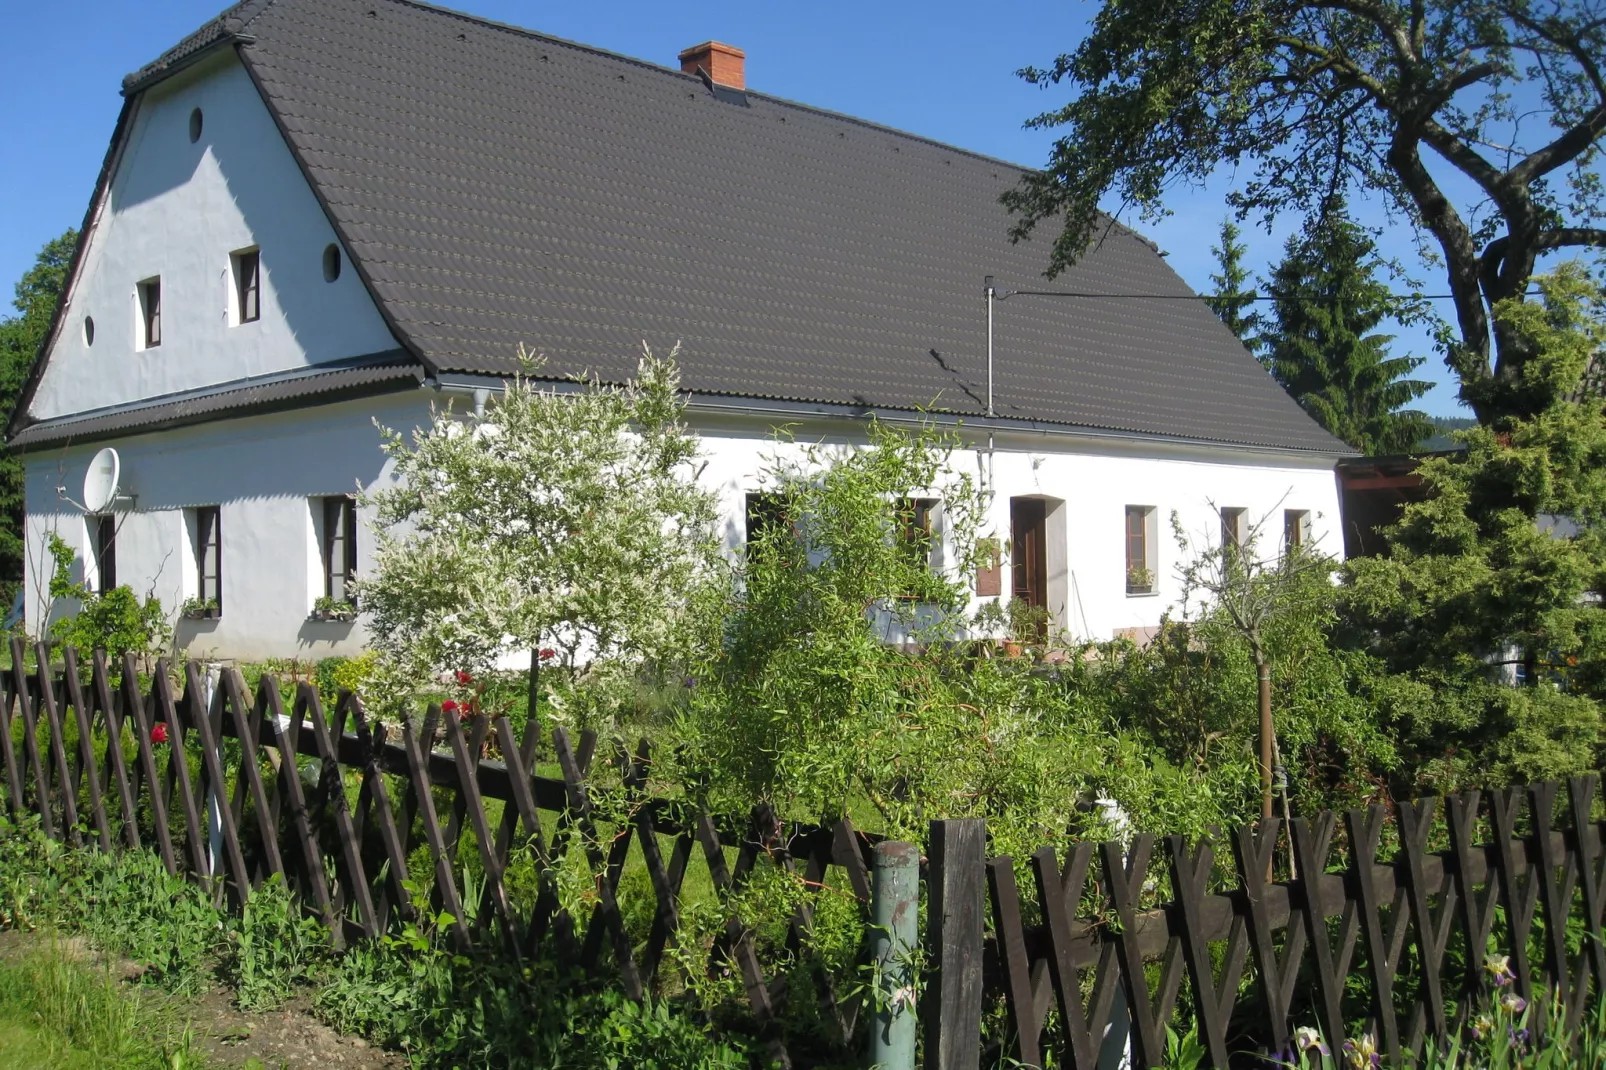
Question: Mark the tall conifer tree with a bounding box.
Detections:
[1206,219,1258,355]
[1259,207,1432,455]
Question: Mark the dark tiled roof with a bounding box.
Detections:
[10,354,420,449]
[128,0,1345,453]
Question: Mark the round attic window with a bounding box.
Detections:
[189,108,203,143]
[322,244,342,282]
[83,316,95,347]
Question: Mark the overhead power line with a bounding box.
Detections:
[992,287,1543,302]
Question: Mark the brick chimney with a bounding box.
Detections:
[678,41,746,90]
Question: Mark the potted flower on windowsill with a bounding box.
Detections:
[1126,566,1155,595]
[179,597,220,621]
[309,595,358,623]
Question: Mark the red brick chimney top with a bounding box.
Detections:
[678,41,746,90]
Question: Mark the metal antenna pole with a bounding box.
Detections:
[984,275,996,418]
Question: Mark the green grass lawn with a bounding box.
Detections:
[0,939,209,1070]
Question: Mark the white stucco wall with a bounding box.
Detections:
[28,52,397,423]
[23,392,428,662]
[23,391,1343,662]
[688,415,1343,644]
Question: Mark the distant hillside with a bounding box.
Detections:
[1417,415,1476,452]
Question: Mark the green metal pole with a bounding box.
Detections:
[871,840,919,1070]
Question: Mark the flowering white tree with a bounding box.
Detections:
[357,345,720,707]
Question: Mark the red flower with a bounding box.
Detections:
[454,670,475,686]
[441,700,460,714]
[150,722,169,745]
[539,648,557,661]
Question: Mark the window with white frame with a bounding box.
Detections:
[1220,507,1248,552]
[189,506,221,616]
[89,515,116,595]
[1284,509,1312,553]
[232,247,261,325]
[137,277,161,349]
[899,497,938,568]
[1124,505,1157,594]
[744,492,790,548]
[320,495,358,603]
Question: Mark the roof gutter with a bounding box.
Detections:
[428,372,1355,462]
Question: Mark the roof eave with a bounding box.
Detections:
[8,356,424,452]
[430,371,1356,459]
[123,33,257,96]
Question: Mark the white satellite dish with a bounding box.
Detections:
[82,447,122,513]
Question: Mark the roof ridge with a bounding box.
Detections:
[377,2,1161,245]
[134,0,1133,235]
[373,0,1045,175]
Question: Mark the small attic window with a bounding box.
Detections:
[83,317,95,347]
[137,278,161,350]
[188,108,203,143]
[322,244,342,282]
[232,248,261,324]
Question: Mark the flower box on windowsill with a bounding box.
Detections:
[179,599,220,621]
[309,598,357,623]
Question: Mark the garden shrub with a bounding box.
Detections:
[40,531,168,661]
[223,872,328,1011]
[314,921,754,1068]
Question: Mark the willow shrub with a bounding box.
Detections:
[661,421,1404,860]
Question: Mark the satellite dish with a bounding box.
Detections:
[83,448,121,513]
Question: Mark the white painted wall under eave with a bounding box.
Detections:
[23,392,1342,662]
[28,52,397,423]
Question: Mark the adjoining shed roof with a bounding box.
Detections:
[120,0,1346,454]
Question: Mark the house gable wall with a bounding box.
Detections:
[27,52,399,424]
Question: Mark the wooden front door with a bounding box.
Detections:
[1011,497,1047,610]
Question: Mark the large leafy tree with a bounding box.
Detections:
[0,230,78,597]
[358,346,721,714]
[1004,0,1606,425]
[1259,204,1434,454]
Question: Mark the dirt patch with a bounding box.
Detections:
[188,990,406,1070]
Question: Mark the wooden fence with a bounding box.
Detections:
[4,640,1606,1068]
[0,640,883,1067]
[921,788,1606,1069]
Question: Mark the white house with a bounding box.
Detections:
[9,0,1349,661]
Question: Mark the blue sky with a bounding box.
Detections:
[0,0,1478,415]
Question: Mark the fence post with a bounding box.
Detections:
[1097,797,1134,1070]
[924,819,985,1070]
[871,840,920,1070]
